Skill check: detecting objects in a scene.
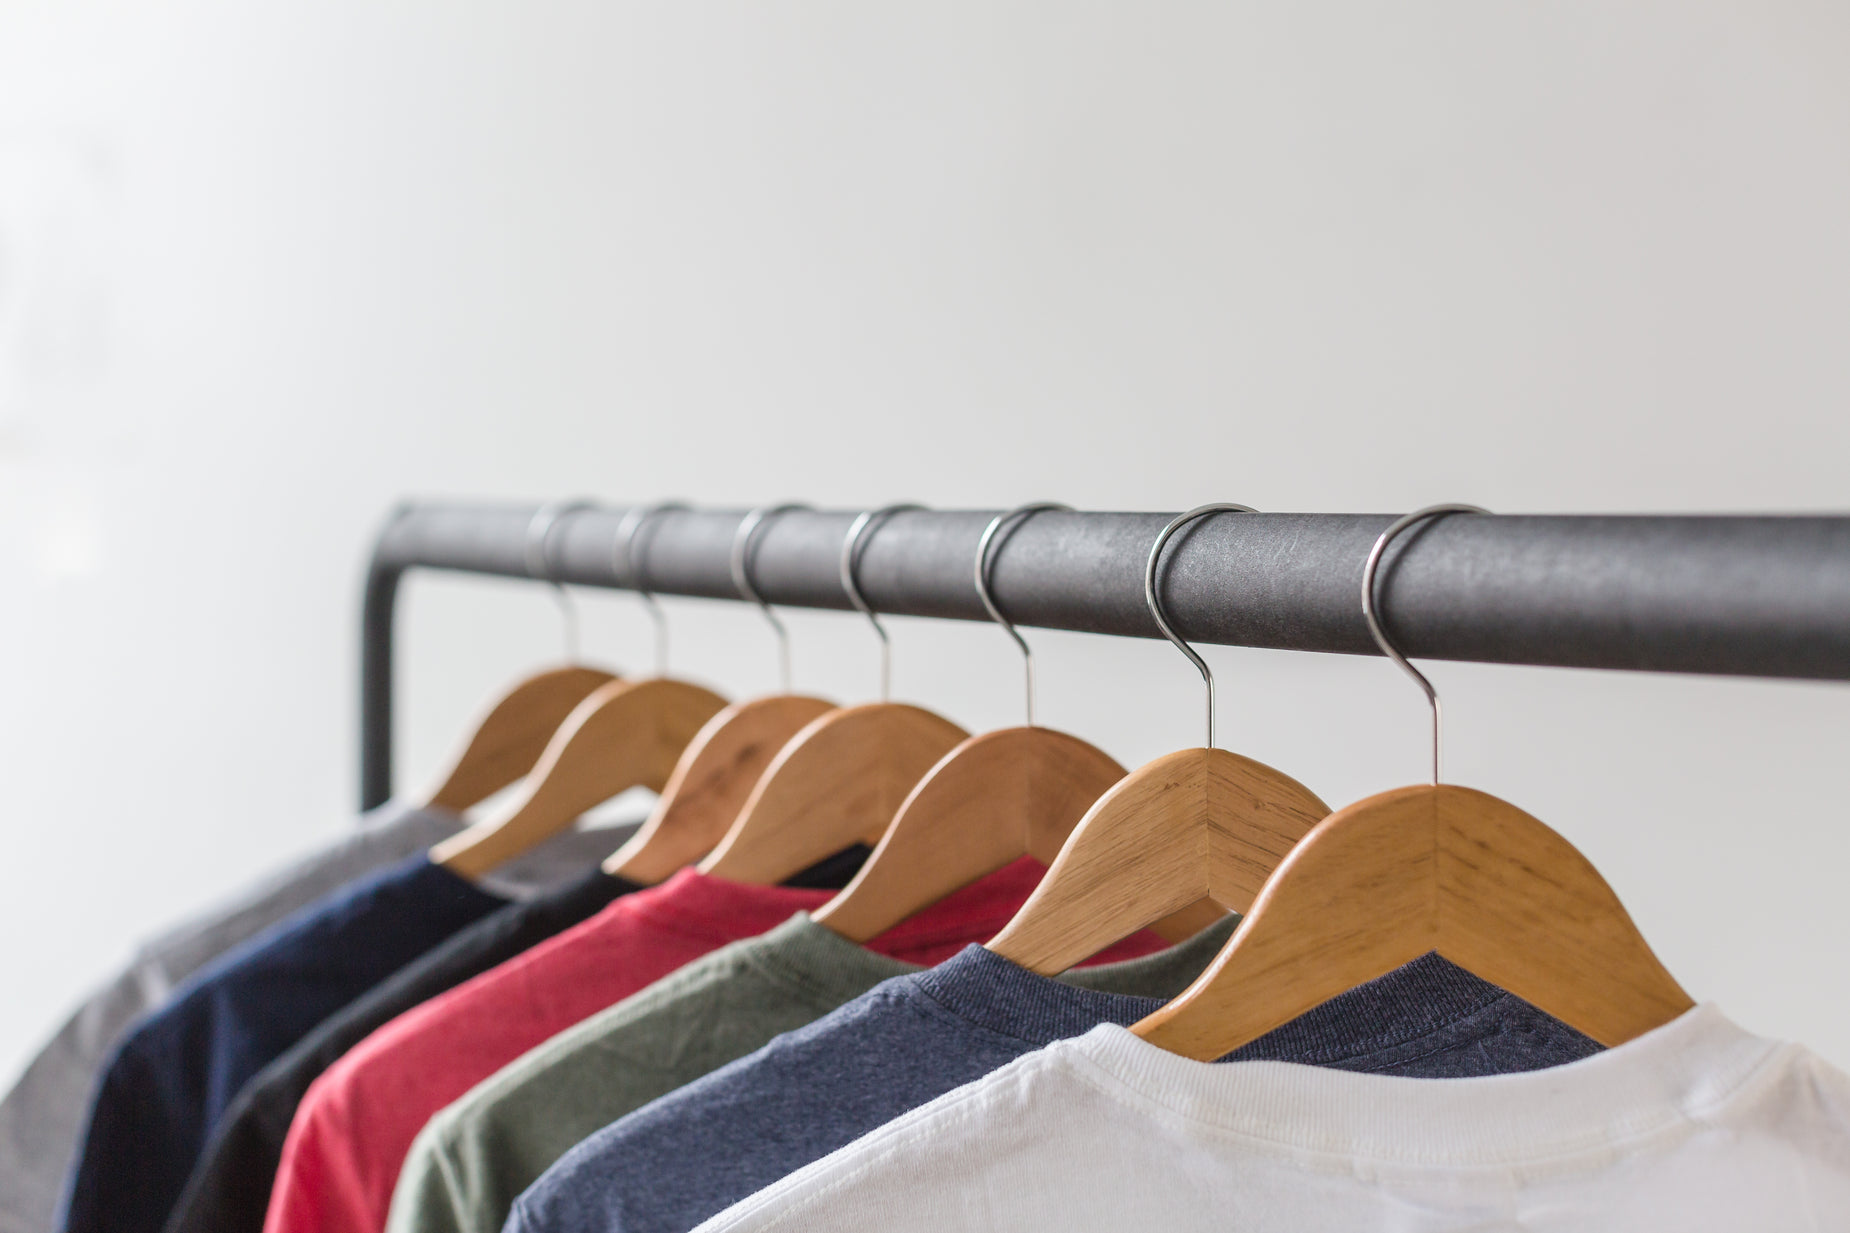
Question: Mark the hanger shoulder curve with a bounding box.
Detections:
[431,677,728,880]
[696,702,969,885]
[422,665,620,812]
[1202,746,1332,906]
[1434,785,1695,1044]
[811,726,1126,943]
[602,694,837,884]
[986,747,1327,975]
[1132,784,1694,1060]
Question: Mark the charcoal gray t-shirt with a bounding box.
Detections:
[508,948,1601,1233]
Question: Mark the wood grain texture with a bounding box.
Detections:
[697,703,969,885]
[603,694,837,884]
[1131,784,1695,1058]
[431,677,728,880]
[986,747,1329,974]
[422,665,619,812]
[811,727,1126,942]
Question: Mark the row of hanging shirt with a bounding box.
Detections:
[7,501,1848,1233]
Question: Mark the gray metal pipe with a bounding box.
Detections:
[361,502,1850,807]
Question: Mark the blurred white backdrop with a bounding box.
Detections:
[1,1,1846,1091]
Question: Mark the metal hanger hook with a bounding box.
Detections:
[841,504,925,702]
[731,504,809,693]
[612,501,689,676]
[975,503,1071,727]
[1360,503,1491,786]
[1145,503,1258,750]
[525,499,598,661]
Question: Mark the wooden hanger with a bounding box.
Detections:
[431,503,729,879]
[604,694,837,883]
[1132,506,1694,1059]
[431,677,728,878]
[698,505,971,885]
[814,504,1208,943]
[986,746,1326,971]
[423,666,618,812]
[698,702,969,883]
[605,506,837,883]
[986,505,1329,974]
[425,500,620,812]
[1132,784,1694,1057]
[812,726,1119,940]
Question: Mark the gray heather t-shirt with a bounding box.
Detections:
[507,948,1602,1233]
[0,802,630,1233]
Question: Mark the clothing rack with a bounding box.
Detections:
[360,502,1850,808]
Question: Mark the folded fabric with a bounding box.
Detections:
[385,893,1177,1233]
[0,801,463,1233]
[269,854,1120,1233]
[58,854,510,1233]
[511,949,1600,1233]
[692,1003,1850,1233]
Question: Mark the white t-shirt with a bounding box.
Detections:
[693,1004,1850,1232]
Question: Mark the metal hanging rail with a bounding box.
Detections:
[360,501,1850,808]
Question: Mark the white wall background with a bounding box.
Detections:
[1,1,1847,1092]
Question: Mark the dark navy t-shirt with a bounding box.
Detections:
[58,855,507,1233]
[507,948,1602,1233]
[156,842,874,1233]
[159,869,640,1233]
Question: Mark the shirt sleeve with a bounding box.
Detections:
[263,1070,382,1233]
[383,1121,483,1233]
[59,1037,195,1233]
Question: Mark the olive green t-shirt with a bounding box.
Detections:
[385,913,1237,1233]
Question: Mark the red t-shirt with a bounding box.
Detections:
[262,861,1163,1233]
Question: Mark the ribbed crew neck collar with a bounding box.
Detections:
[914,947,1169,1043]
[864,856,1063,951]
[1222,952,1561,1066]
[910,918,1240,1047]
[416,854,517,909]
[621,868,835,943]
[740,915,929,1007]
[916,935,1568,1063]
[1071,1004,1782,1167]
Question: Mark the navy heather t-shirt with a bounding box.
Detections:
[59,854,507,1233]
[508,947,1602,1233]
